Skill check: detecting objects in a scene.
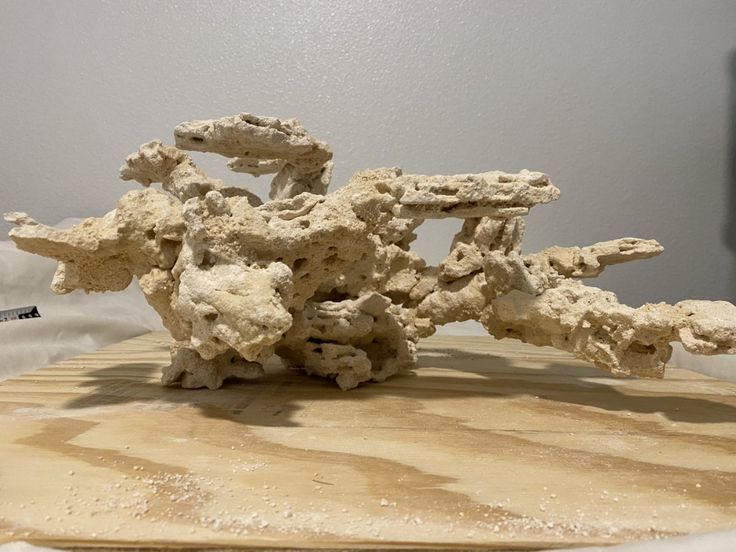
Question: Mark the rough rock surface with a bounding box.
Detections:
[6,112,736,389]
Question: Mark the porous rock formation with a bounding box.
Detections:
[6,112,736,389]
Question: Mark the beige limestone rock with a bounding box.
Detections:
[6,111,736,390]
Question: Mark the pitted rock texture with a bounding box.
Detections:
[6,112,736,389]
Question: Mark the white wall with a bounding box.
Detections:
[2,0,735,308]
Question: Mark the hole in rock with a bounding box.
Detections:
[410,218,463,266]
[628,341,657,355]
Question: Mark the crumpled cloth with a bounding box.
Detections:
[0,543,60,552]
[555,528,736,551]
[1,528,735,551]
[0,219,163,381]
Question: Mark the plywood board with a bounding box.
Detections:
[1,332,735,550]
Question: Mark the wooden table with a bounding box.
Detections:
[1,332,735,550]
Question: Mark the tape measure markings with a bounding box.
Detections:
[0,305,41,323]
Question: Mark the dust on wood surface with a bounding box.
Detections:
[1,332,735,550]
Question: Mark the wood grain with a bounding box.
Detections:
[1,332,735,550]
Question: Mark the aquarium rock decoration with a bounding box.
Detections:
[6,113,736,389]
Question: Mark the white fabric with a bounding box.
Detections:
[670,342,736,383]
[0,543,61,552]
[2,529,736,551]
[554,528,736,551]
[0,219,163,380]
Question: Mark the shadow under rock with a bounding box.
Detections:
[61,344,736,427]
[425,347,736,425]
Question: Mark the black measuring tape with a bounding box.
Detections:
[0,305,41,323]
